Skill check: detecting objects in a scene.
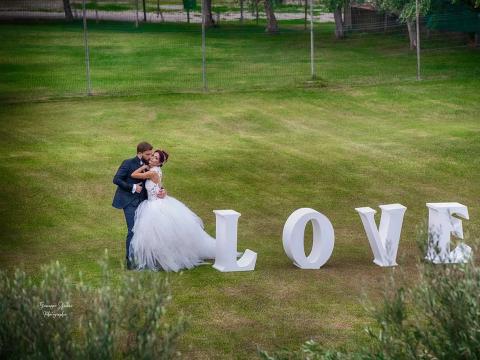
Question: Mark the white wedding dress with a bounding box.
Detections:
[129,166,217,272]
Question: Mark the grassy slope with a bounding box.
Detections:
[0,21,479,359]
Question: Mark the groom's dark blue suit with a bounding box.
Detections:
[112,156,147,265]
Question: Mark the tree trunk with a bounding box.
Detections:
[157,0,165,22]
[202,0,215,28]
[240,0,244,23]
[333,6,344,39]
[406,20,417,50]
[63,0,73,21]
[142,0,147,22]
[264,0,278,34]
[135,0,139,27]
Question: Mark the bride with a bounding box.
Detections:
[128,149,217,272]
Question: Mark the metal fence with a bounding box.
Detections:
[0,0,479,101]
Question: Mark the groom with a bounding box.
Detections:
[112,141,166,269]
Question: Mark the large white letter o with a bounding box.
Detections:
[282,208,335,269]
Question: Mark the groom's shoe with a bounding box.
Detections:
[126,258,134,270]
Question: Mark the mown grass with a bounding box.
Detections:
[0,19,479,359]
[1,20,478,100]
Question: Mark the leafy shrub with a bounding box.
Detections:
[259,228,480,360]
[0,250,187,360]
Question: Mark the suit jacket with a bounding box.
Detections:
[112,156,147,209]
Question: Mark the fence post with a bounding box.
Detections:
[310,0,316,79]
[82,0,92,96]
[202,5,207,91]
[416,0,421,81]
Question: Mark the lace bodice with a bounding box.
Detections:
[146,166,163,201]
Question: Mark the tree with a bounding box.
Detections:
[375,0,430,49]
[323,0,348,38]
[202,0,216,27]
[63,0,73,21]
[264,0,279,33]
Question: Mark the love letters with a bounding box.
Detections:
[211,202,472,272]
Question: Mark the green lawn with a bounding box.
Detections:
[1,20,478,100]
[0,20,479,359]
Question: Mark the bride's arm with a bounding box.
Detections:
[131,165,149,179]
[131,165,160,183]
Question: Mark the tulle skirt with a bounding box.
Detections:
[129,195,217,272]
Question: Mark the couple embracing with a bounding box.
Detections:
[112,142,216,271]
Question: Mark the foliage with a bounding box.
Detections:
[259,228,480,359]
[375,0,431,22]
[451,0,480,9]
[0,251,187,360]
[321,0,345,12]
[376,0,479,22]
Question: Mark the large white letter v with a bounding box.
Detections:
[355,204,407,267]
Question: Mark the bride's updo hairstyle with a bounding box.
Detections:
[155,149,169,167]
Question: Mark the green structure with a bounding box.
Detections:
[427,1,480,33]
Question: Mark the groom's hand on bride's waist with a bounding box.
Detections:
[133,183,143,193]
[157,188,167,198]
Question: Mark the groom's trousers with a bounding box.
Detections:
[123,203,137,262]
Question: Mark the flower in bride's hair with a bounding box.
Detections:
[155,149,169,166]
